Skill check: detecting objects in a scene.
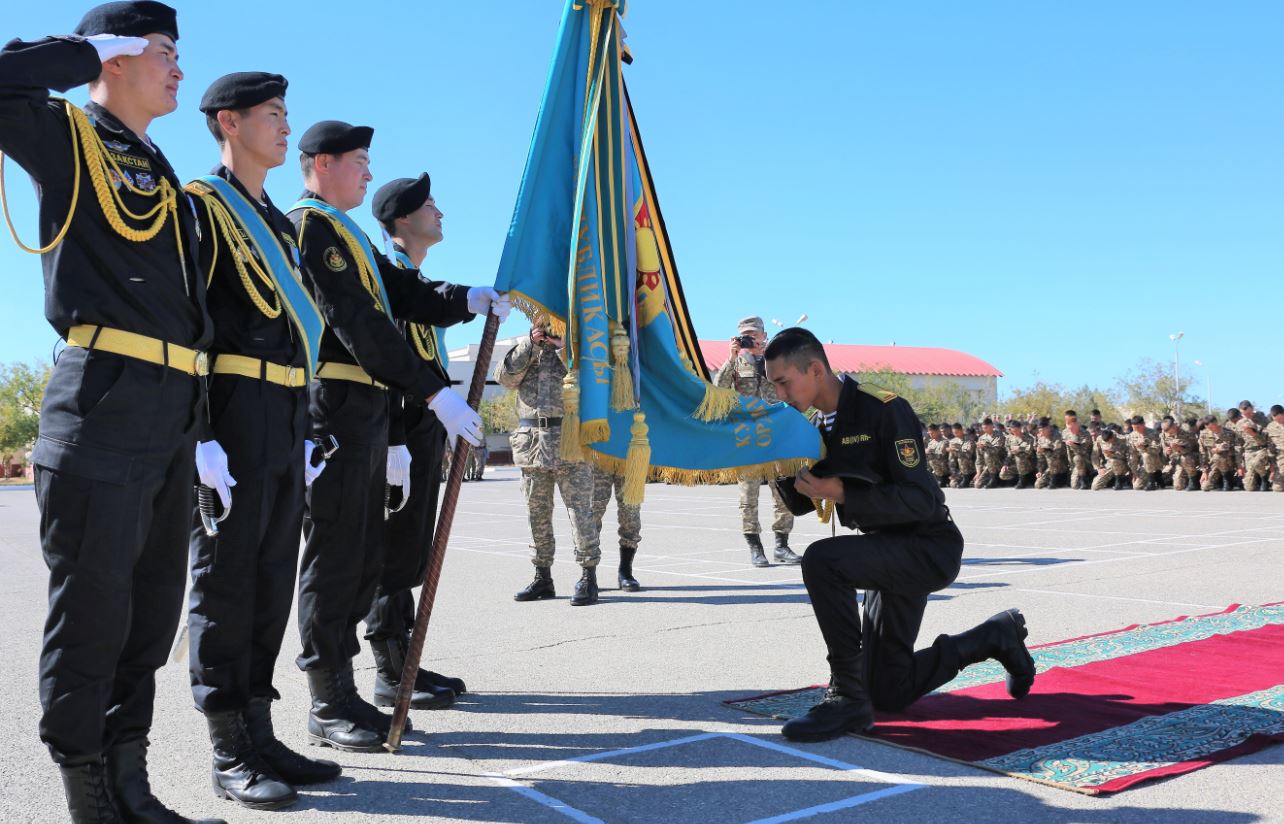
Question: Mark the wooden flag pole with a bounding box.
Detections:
[385,310,501,751]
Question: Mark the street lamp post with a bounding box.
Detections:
[1169,332,1184,418]
[1193,360,1212,414]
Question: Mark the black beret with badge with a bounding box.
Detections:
[75,0,179,41]
[298,120,373,156]
[372,173,431,226]
[199,72,288,115]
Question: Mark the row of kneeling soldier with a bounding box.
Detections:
[922,403,1284,492]
[1,5,513,821]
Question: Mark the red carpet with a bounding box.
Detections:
[726,604,1284,794]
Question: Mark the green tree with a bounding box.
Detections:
[0,360,51,455]
[479,389,518,434]
[1116,358,1203,420]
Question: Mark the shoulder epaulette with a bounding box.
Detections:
[857,382,898,403]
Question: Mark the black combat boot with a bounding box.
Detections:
[1113,476,1127,491]
[618,546,642,591]
[207,711,296,810]
[60,760,122,824]
[1222,476,1234,492]
[336,661,407,735]
[369,637,456,710]
[104,739,227,824]
[1014,473,1028,489]
[745,533,769,567]
[781,661,875,742]
[1184,477,1199,492]
[514,566,556,601]
[773,532,802,564]
[396,633,468,694]
[1144,472,1157,491]
[570,566,599,606]
[949,608,1036,699]
[984,473,998,489]
[304,669,383,753]
[243,697,341,785]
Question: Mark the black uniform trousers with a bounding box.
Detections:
[365,406,446,641]
[296,379,389,672]
[801,518,965,712]
[187,377,308,713]
[34,349,201,765]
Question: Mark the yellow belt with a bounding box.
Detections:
[316,361,386,389]
[212,354,308,388]
[66,324,209,377]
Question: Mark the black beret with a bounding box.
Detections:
[982,417,993,425]
[372,173,432,226]
[299,120,373,156]
[199,72,287,115]
[75,1,178,41]
[1039,416,1051,427]
[1130,415,1145,425]
[927,423,939,430]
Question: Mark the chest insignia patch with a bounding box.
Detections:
[323,247,347,272]
[896,438,920,468]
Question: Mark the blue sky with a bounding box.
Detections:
[2,2,1281,409]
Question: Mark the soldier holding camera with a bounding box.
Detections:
[712,316,802,567]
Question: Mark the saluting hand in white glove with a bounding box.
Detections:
[427,388,483,447]
[195,440,236,509]
[84,34,150,62]
[386,445,412,497]
[466,287,512,322]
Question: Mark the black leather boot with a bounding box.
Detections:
[396,633,468,695]
[1114,476,1127,491]
[1144,472,1157,491]
[1222,476,1233,492]
[781,663,875,742]
[104,739,227,824]
[207,711,296,810]
[570,566,599,606]
[1185,477,1199,492]
[950,608,1036,699]
[60,760,122,824]
[304,668,383,753]
[514,566,556,601]
[984,473,998,489]
[336,662,406,735]
[773,532,802,564]
[617,546,642,591]
[745,533,769,567]
[370,637,456,710]
[243,697,340,786]
[1014,473,1028,489]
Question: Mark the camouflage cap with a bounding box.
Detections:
[737,316,766,334]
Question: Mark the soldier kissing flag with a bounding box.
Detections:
[494,0,821,504]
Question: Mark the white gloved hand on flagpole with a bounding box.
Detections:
[428,388,483,447]
[466,286,511,322]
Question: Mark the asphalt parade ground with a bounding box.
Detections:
[1,470,1281,823]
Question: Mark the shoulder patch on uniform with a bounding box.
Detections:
[858,382,898,403]
[323,247,347,272]
[895,438,921,468]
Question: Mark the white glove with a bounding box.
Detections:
[85,34,149,62]
[466,286,511,322]
[386,445,412,496]
[195,440,236,509]
[303,440,326,487]
[427,387,483,447]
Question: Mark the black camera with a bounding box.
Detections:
[735,334,756,349]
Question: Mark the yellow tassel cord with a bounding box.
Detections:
[560,372,583,461]
[308,212,389,314]
[813,499,834,524]
[694,383,740,422]
[609,324,637,411]
[2,100,178,254]
[620,411,650,505]
[507,292,567,339]
[186,186,281,318]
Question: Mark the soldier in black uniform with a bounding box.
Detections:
[0,4,226,822]
[184,72,346,811]
[763,329,1036,742]
[364,174,486,712]
[289,121,496,753]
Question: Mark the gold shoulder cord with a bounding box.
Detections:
[184,183,281,318]
[308,210,386,314]
[409,322,438,361]
[1,100,178,254]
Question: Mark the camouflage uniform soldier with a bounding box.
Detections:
[591,466,643,590]
[1265,405,1284,492]
[1160,416,1200,491]
[1126,416,1165,490]
[1005,421,1037,488]
[465,441,488,481]
[924,424,950,486]
[496,325,602,605]
[712,316,801,567]
[1034,419,1067,489]
[1224,409,1247,489]
[974,418,1005,489]
[1091,429,1130,490]
[1237,419,1272,492]
[948,423,975,488]
[1197,417,1238,492]
[1062,416,1093,489]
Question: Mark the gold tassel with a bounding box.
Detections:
[621,411,650,505]
[581,418,610,444]
[610,324,637,411]
[694,383,740,422]
[813,498,833,524]
[559,373,583,461]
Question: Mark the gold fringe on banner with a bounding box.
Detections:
[610,324,637,411]
[581,448,814,490]
[560,373,583,461]
[694,383,740,422]
[580,418,610,444]
[621,411,650,504]
[507,291,567,338]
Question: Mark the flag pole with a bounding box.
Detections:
[385,309,501,751]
